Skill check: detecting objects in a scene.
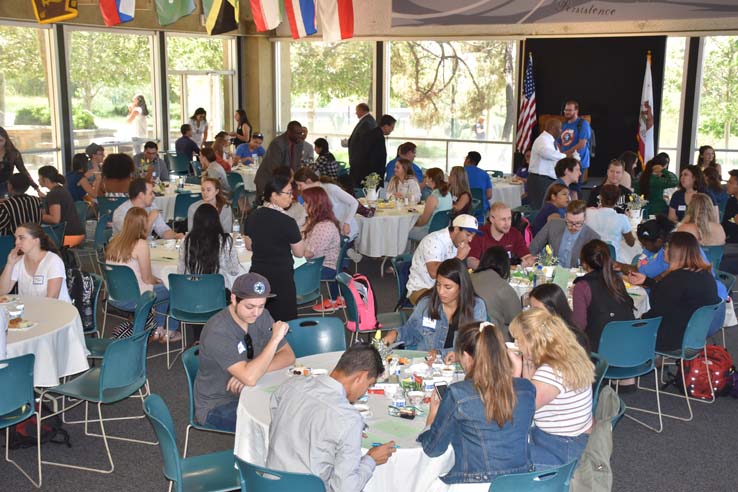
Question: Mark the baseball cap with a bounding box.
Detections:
[231,273,276,299]
[452,214,483,235]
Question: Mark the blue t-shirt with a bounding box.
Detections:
[66,171,87,202]
[668,189,717,221]
[464,165,493,212]
[559,118,591,169]
[384,157,423,183]
[235,144,265,160]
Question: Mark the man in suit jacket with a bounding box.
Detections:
[254,121,303,201]
[346,103,377,169]
[350,114,396,187]
[529,200,600,268]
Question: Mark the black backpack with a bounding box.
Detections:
[66,268,97,334]
[5,402,71,449]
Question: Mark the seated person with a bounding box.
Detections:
[112,178,182,239]
[194,273,296,431]
[532,183,568,236]
[175,124,200,158]
[0,173,42,236]
[267,344,396,491]
[668,165,716,223]
[384,141,423,184]
[384,258,487,359]
[0,223,71,302]
[38,166,85,247]
[509,308,595,470]
[470,246,522,336]
[468,202,534,269]
[529,200,599,268]
[67,153,100,202]
[235,132,266,164]
[407,168,453,243]
[586,158,635,213]
[311,138,339,179]
[676,192,725,247]
[448,166,472,216]
[546,157,581,201]
[186,177,233,233]
[418,322,535,487]
[405,214,479,305]
[100,153,135,197]
[528,284,590,351]
[584,184,635,261]
[386,158,421,203]
[200,147,230,194]
[133,141,169,182]
[212,131,233,173]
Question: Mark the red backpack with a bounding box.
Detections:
[342,273,379,333]
[682,345,735,400]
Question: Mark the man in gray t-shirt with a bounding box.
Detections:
[194,273,295,431]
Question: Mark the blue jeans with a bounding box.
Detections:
[109,283,178,330]
[204,400,238,432]
[530,426,588,470]
[321,266,339,298]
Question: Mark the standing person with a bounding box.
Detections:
[668,165,716,223]
[235,133,266,165]
[386,158,421,203]
[463,151,493,214]
[294,167,359,239]
[473,116,486,140]
[384,142,423,184]
[407,168,453,242]
[418,321,535,488]
[37,166,85,247]
[200,147,230,194]
[471,246,523,335]
[188,108,209,147]
[528,119,566,209]
[635,155,678,216]
[126,94,149,154]
[584,184,635,261]
[529,200,600,268]
[187,177,233,233]
[350,114,396,186]
[300,127,315,164]
[243,173,306,322]
[448,166,472,216]
[254,121,303,200]
[0,126,41,196]
[345,102,377,173]
[468,202,535,269]
[558,100,592,183]
[0,174,42,236]
[311,138,339,179]
[133,141,169,182]
[697,145,721,177]
[532,183,568,236]
[676,193,726,247]
[267,344,395,491]
[175,124,201,159]
[229,109,252,145]
[67,153,100,202]
[587,159,635,213]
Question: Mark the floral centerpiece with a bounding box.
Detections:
[626,194,649,221]
[362,172,382,191]
[536,245,559,267]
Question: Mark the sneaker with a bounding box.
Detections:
[312,299,337,313]
[346,248,363,263]
[333,296,346,309]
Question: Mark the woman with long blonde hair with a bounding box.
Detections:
[418,321,535,486]
[509,308,594,469]
[677,192,725,246]
[448,166,472,215]
[105,207,179,342]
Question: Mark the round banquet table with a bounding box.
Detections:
[491,180,524,210]
[354,205,420,258]
[234,350,455,492]
[153,183,202,221]
[5,297,89,387]
[231,165,257,191]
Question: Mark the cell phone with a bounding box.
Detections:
[435,382,449,400]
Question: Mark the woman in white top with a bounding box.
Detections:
[585,184,635,262]
[387,158,421,204]
[0,223,71,302]
[677,192,726,247]
[105,207,179,342]
[509,308,594,469]
[187,177,233,233]
[294,167,359,239]
[188,108,209,147]
[126,94,149,154]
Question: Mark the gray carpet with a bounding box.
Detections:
[3,256,738,491]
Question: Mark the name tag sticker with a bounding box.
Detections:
[422,316,437,330]
[237,341,247,354]
[32,275,44,285]
[678,205,686,211]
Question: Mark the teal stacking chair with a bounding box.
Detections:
[598,317,663,433]
[227,172,244,191]
[488,460,577,491]
[470,187,486,223]
[191,158,203,177]
[428,210,451,233]
[167,273,227,368]
[590,352,610,414]
[488,170,505,179]
[286,317,347,358]
[703,245,724,270]
[390,252,413,311]
[353,188,366,198]
[38,329,157,474]
[715,270,736,347]
[86,290,156,359]
[171,154,193,176]
[0,234,16,271]
[322,235,351,300]
[336,161,349,177]
[144,394,240,492]
[235,457,325,492]
[1,354,41,487]
[42,222,66,249]
[295,257,325,316]
[97,196,127,217]
[99,262,147,338]
[173,192,202,225]
[75,200,91,224]
[181,347,235,457]
[606,242,616,260]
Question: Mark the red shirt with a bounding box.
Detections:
[469,224,530,260]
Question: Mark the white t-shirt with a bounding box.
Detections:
[11,252,71,302]
[406,229,457,295]
[585,207,631,261]
[131,107,147,138]
[532,364,592,436]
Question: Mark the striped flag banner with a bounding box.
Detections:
[32,0,78,24]
[99,0,136,27]
[516,53,537,153]
[637,52,655,166]
[250,0,282,31]
[205,0,239,35]
[284,0,317,39]
[317,0,353,41]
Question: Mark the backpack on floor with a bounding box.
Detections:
[111,311,158,339]
[6,402,71,450]
[343,273,379,333]
[66,268,96,333]
[681,345,735,400]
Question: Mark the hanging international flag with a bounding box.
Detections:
[32,0,78,24]
[516,53,537,153]
[637,51,655,166]
[205,0,240,35]
[99,0,136,27]
[249,0,282,32]
[316,0,353,41]
[155,0,195,26]
[284,0,317,39]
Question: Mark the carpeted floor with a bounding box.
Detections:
[3,256,738,491]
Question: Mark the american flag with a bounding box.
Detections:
[516,53,537,153]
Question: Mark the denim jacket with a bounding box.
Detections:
[397,296,487,353]
[417,379,536,484]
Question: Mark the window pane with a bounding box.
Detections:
[68,30,155,152]
[697,36,738,172]
[659,37,685,161]
[0,25,57,152]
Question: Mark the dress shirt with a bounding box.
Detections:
[529,131,565,179]
[557,229,582,268]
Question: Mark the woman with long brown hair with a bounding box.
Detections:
[0,126,40,196]
[386,158,421,203]
[418,321,535,486]
[408,167,453,242]
[187,177,233,232]
[448,165,472,215]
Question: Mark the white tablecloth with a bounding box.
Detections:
[355,206,420,258]
[153,184,202,221]
[234,351,454,492]
[492,181,523,210]
[232,166,257,192]
[6,297,89,387]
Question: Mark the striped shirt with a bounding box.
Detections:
[0,194,42,236]
[532,364,592,436]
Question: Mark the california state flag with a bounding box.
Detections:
[637,52,655,166]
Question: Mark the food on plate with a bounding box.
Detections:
[0,295,15,304]
[291,366,311,376]
[386,355,411,365]
[8,318,32,329]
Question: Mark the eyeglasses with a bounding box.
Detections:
[243,333,254,360]
[565,220,585,228]
[279,190,294,196]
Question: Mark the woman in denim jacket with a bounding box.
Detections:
[383,258,486,359]
[418,322,536,486]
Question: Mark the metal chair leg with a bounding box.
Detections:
[618,370,664,433]
[5,414,42,487]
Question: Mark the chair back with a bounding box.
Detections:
[172,154,192,175]
[470,187,486,223]
[335,235,350,274]
[606,242,616,260]
[74,200,90,226]
[227,172,244,191]
[191,158,202,177]
[181,347,200,427]
[353,188,366,198]
[99,329,151,403]
[144,394,183,485]
[235,457,325,492]
[168,274,227,315]
[428,210,451,233]
[42,222,66,249]
[682,302,723,353]
[488,170,504,178]
[173,193,203,221]
[0,354,35,424]
[390,252,413,310]
[716,269,736,295]
[99,262,142,303]
[335,161,349,177]
[489,459,577,491]
[94,214,113,250]
[97,196,127,217]
[598,317,661,370]
[286,317,347,358]
[0,234,16,271]
[703,245,724,270]
[294,257,324,299]
[590,352,610,414]
[132,290,157,335]
[336,272,360,331]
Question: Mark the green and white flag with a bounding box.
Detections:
[155,0,196,26]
